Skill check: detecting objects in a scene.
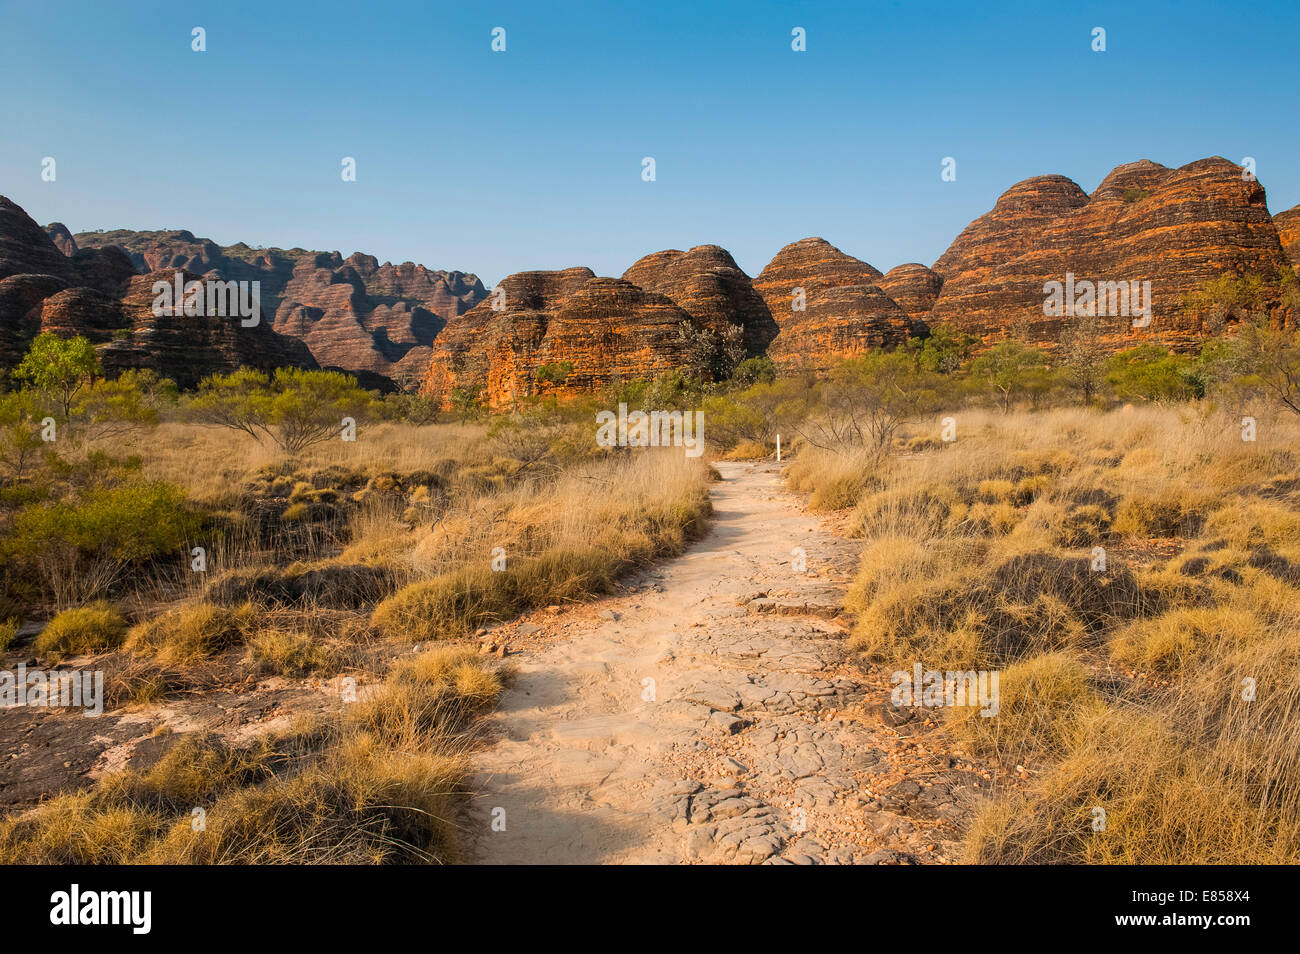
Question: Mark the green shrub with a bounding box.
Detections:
[535,361,574,386]
[3,481,201,604]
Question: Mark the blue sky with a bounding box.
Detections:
[2,0,1297,286]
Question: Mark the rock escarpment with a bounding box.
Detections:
[1274,203,1300,274]
[421,267,710,408]
[73,229,485,385]
[13,154,1298,402]
[621,245,777,355]
[927,158,1292,350]
[0,197,315,382]
[876,264,943,324]
[44,222,77,257]
[752,237,915,370]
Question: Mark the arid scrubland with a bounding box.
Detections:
[5,303,1300,866]
[0,360,713,863]
[787,404,1300,864]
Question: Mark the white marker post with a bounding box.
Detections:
[776,434,781,462]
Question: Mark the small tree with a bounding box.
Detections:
[1058,313,1109,405]
[642,368,707,411]
[969,340,1054,413]
[904,326,978,374]
[13,333,101,419]
[1231,319,1300,416]
[729,356,778,388]
[188,368,375,453]
[676,321,746,380]
[72,370,175,441]
[535,361,574,387]
[1184,273,1272,333]
[798,350,945,452]
[0,390,44,482]
[383,391,442,426]
[449,385,485,423]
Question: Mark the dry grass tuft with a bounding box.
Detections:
[33,601,128,660]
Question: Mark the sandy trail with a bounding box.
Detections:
[466,460,979,864]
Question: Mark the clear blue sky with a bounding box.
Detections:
[2,0,1297,286]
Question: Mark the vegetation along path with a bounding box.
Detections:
[467,460,984,864]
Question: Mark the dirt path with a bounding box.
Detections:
[466,460,984,865]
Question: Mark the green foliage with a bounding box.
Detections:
[904,326,977,374]
[1229,318,1300,416]
[72,370,173,440]
[1280,267,1300,317]
[381,391,441,426]
[1122,188,1152,203]
[1191,338,1240,399]
[701,393,768,449]
[4,481,200,606]
[535,361,574,386]
[8,482,196,560]
[486,397,604,468]
[1058,312,1109,405]
[802,349,949,450]
[0,618,17,652]
[1106,346,1199,402]
[969,340,1055,412]
[700,375,812,450]
[729,356,778,388]
[674,321,745,380]
[13,334,101,419]
[449,385,484,423]
[1183,272,1273,331]
[0,390,45,481]
[642,369,708,411]
[188,368,376,454]
[602,369,710,413]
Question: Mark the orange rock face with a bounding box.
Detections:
[14,155,1300,399]
[876,263,943,324]
[1275,203,1300,274]
[622,245,777,355]
[753,237,914,370]
[928,158,1291,350]
[420,268,705,408]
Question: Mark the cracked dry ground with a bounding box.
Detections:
[467,460,992,865]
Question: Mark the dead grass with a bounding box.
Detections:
[374,450,711,641]
[125,602,258,665]
[3,417,715,866]
[33,601,128,660]
[720,439,773,460]
[801,403,1300,863]
[0,646,502,864]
